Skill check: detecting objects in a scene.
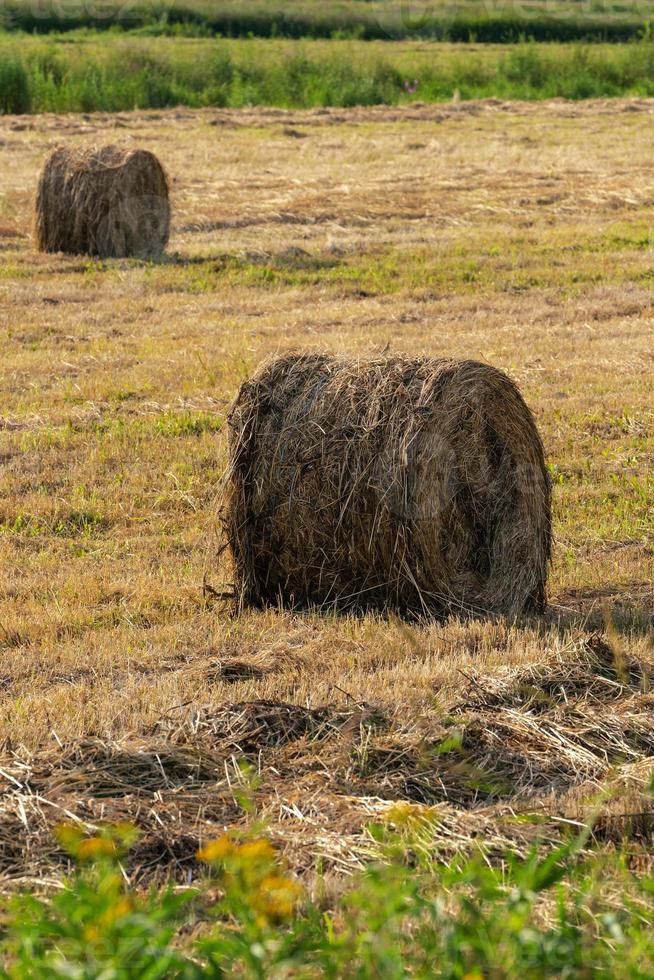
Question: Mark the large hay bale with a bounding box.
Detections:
[224,352,551,618]
[35,145,170,259]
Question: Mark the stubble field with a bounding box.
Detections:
[0,98,653,893]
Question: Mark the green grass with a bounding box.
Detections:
[3,0,654,42]
[0,54,29,113]
[3,817,654,977]
[5,35,654,114]
[100,230,654,297]
[11,224,654,295]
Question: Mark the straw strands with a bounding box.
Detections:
[224,351,552,618]
[34,144,170,259]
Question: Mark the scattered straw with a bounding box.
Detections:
[1,633,652,892]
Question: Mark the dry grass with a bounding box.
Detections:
[226,351,551,616]
[35,144,170,258]
[0,98,652,890]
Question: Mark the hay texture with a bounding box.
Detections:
[2,635,653,888]
[35,145,170,259]
[225,352,551,618]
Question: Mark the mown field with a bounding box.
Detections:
[0,99,653,969]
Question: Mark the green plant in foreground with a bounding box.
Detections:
[1,824,193,978]
[1,814,654,977]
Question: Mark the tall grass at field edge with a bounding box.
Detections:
[4,39,654,113]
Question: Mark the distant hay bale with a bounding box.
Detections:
[224,352,552,618]
[35,145,170,259]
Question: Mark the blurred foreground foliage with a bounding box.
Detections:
[2,808,654,978]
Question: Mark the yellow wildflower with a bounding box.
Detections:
[98,897,133,927]
[237,839,276,864]
[198,835,236,863]
[77,837,118,861]
[55,823,84,855]
[251,874,303,923]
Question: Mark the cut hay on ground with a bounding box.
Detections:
[224,352,552,618]
[34,144,170,259]
[0,632,652,891]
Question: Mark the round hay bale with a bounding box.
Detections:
[224,352,551,618]
[34,145,170,259]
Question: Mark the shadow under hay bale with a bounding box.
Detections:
[224,352,551,618]
[34,145,170,259]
